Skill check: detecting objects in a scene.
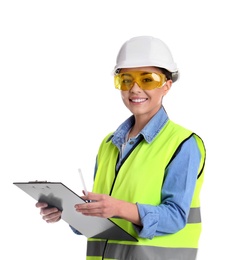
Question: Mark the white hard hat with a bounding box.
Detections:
[113,36,179,82]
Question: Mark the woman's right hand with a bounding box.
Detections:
[35,202,62,223]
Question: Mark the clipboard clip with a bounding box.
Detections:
[28,180,48,183]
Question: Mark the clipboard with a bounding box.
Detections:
[13,181,138,242]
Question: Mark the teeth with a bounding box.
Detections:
[131,99,146,103]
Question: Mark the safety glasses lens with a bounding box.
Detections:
[114,71,166,91]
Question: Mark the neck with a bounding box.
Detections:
[130,116,150,137]
[131,106,162,137]
[128,123,144,139]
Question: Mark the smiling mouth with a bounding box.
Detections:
[130,98,147,103]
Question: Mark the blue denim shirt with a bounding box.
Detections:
[71,106,201,239]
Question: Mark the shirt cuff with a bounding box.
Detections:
[133,203,160,239]
[69,225,82,235]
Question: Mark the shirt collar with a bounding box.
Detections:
[108,106,169,145]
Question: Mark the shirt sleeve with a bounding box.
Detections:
[134,136,201,239]
[69,225,82,235]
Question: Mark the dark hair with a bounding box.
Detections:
[159,67,173,81]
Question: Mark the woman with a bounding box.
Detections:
[36,36,206,260]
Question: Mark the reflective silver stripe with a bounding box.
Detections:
[87,240,107,256]
[87,207,201,259]
[187,207,201,223]
[87,241,198,260]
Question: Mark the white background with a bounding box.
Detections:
[1,0,235,259]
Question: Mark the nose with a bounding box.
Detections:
[130,81,142,92]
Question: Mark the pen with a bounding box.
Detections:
[78,168,88,197]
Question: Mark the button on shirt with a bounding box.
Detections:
[107,106,201,239]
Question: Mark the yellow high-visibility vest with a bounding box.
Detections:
[87,120,206,260]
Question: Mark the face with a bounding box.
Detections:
[120,66,172,121]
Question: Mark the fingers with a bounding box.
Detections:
[81,191,104,202]
[36,202,62,223]
[42,210,62,223]
[74,202,103,217]
[35,202,48,208]
[40,207,62,223]
[74,194,115,218]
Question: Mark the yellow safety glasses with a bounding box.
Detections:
[114,71,166,91]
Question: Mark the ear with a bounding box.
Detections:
[163,80,172,95]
